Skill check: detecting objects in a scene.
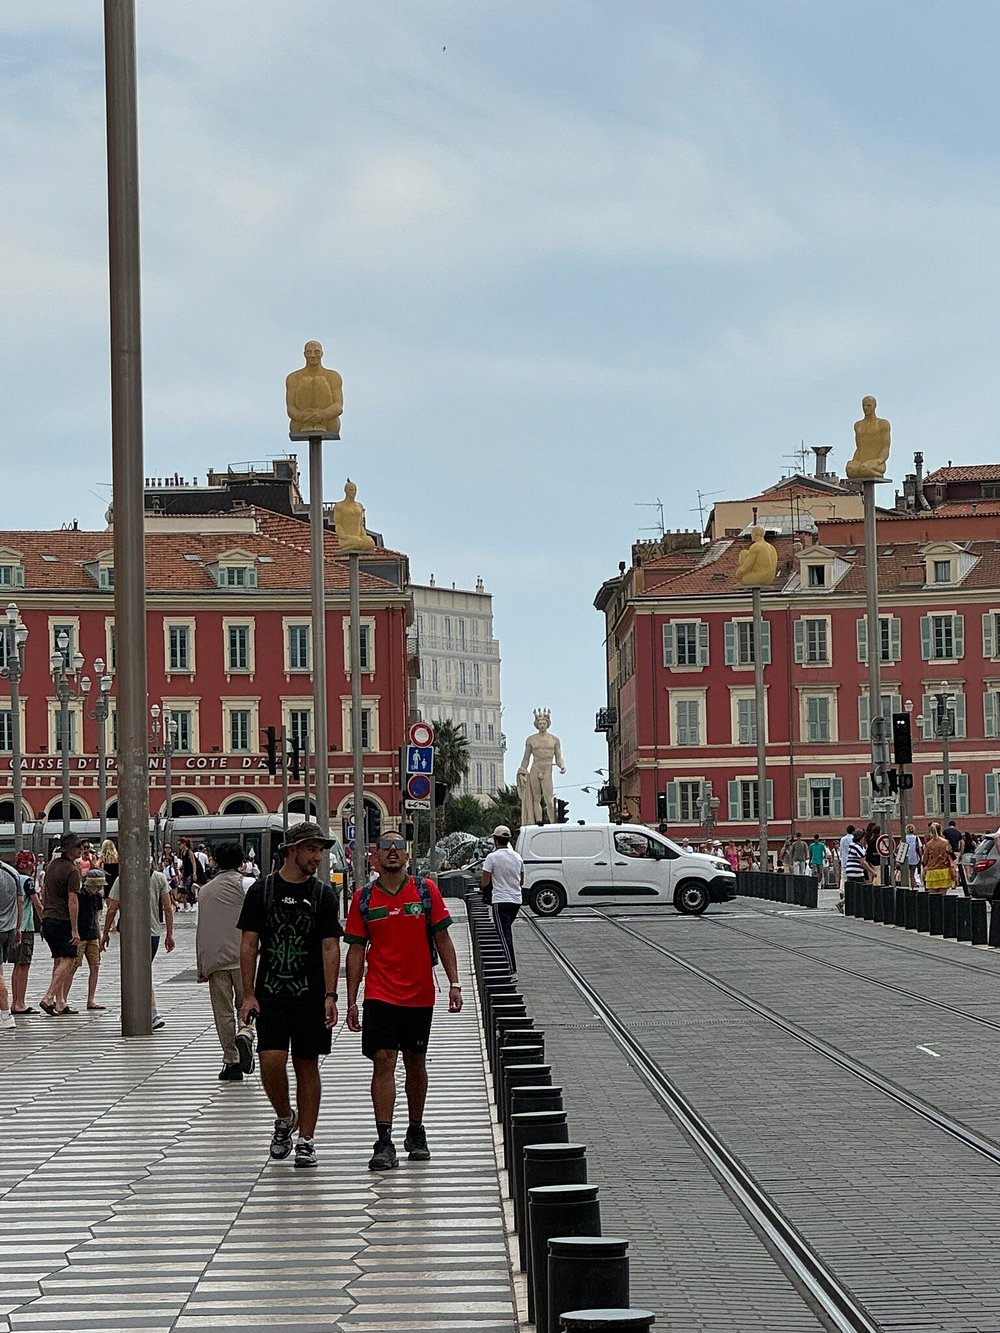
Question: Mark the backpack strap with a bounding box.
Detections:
[359,880,374,923]
[414,875,439,966]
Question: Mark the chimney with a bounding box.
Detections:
[914,452,930,510]
[811,445,833,479]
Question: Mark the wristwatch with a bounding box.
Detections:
[449,983,461,990]
[325,992,338,1001]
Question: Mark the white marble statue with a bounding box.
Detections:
[517,709,566,826]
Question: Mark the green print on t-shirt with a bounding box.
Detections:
[263,901,312,998]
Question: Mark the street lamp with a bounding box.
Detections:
[0,603,28,852]
[49,631,85,835]
[697,780,721,843]
[83,660,113,846]
[933,682,955,820]
[149,703,178,829]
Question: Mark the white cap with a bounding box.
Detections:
[493,825,512,839]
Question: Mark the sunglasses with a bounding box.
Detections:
[377,838,406,851]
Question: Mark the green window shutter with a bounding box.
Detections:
[761,621,771,665]
[667,783,679,823]
[953,614,964,658]
[247,567,258,588]
[831,778,844,819]
[986,691,998,739]
[889,691,902,719]
[857,616,868,664]
[984,612,996,659]
[697,622,710,667]
[765,779,774,820]
[987,772,998,819]
[920,615,932,660]
[953,692,966,739]
[727,780,739,821]
[921,692,934,740]
[859,777,871,819]
[957,772,969,817]
[662,624,674,667]
[724,621,736,666]
[859,693,870,742]
[793,619,806,663]
[923,773,936,816]
[797,778,808,820]
[889,617,901,661]
[13,566,23,588]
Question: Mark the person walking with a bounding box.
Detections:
[99,839,119,899]
[11,852,40,1016]
[0,857,24,1031]
[480,825,523,979]
[344,829,463,1171]
[39,833,84,1016]
[197,840,255,1082]
[944,820,963,857]
[838,827,873,912]
[101,859,175,1028]
[237,822,342,1169]
[903,823,922,888]
[69,868,106,1011]
[922,822,955,895]
[837,825,856,890]
[808,834,827,884]
[958,830,977,893]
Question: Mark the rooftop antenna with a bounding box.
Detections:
[691,488,724,532]
[781,442,809,477]
[634,498,665,538]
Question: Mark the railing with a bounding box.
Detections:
[597,784,617,807]
[595,707,617,732]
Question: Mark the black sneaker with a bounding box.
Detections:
[368,1139,398,1171]
[403,1126,431,1161]
[235,1031,255,1075]
[270,1112,298,1160]
[294,1140,318,1169]
[219,1063,243,1081]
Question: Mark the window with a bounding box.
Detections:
[806,564,826,588]
[487,723,495,741]
[736,696,757,746]
[797,777,844,820]
[287,624,311,672]
[167,623,191,672]
[857,615,901,664]
[52,623,76,660]
[228,709,251,752]
[663,621,709,668]
[218,564,256,588]
[0,636,8,672]
[920,613,964,661]
[344,621,374,672]
[673,697,703,746]
[459,663,468,694]
[0,710,11,752]
[431,659,440,692]
[99,566,115,589]
[923,771,968,818]
[474,722,482,740]
[615,831,656,858]
[794,617,830,665]
[106,620,117,672]
[987,772,1000,818]
[227,625,250,672]
[724,619,771,667]
[474,662,481,693]
[0,564,24,588]
[475,762,483,791]
[933,559,952,583]
[920,690,965,741]
[983,612,1000,659]
[171,710,193,752]
[343,699,378,752]
[859,691,902,741]
[727,779,774,821]
[666,780,704,822]
[803,694,831,742]
[289,709,311,747]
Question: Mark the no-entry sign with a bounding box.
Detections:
[409,721,434,748]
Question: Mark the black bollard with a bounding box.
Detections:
[881,883,894,923]
[548,1236,628,1333]
[844,881,858,916]
[496,1047,545,1114]
[506,1076,560,1146]
[560,1312,656,1331]
[871,884,883,923]
[957,896,972,942]
[904,889,918,931]
[500,1047,549,1133]
[528,1184,600,1333]
[927,892,944,936]
[861,883,875,920]
[942,894,958,939]
[916,891,930,933]
[893,888,906,927]
[520,1143,587,1271]
[989,901,1000,948]
[491,1012,531,1074]
[971,899,988,945]
[510,1107,568,1213]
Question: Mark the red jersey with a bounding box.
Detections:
[344,875,452,1008]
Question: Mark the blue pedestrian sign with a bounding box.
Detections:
[406,744,434,775]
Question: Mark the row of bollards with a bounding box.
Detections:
[843,881,990,945]
[466,891,657,1332]
[735,870,818,908]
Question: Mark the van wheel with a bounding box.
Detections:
[529,883,567,917]
[674,880,710,915]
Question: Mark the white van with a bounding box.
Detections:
[515,822,737,918]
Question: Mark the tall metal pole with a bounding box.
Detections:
[4,609,26,854]
[937,690,953,821]
[163,710,173,820]
[97,697,108,847]
[752,587,768,870]
[104,0,152,1036]
[280,731,289,839]
[302,734,310,814]
[59,681,71,836]
[349,551,365,893]
[863,481,888,881]
[308,437,330,882]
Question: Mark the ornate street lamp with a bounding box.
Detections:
[49,630,85,835]
[0,602,28,852]
[83,660,114,846]
[150,703,178,837]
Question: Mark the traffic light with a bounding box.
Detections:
[891,712,912,766]
[656,791,668,821]
[289,735,301,782]
[555,799,569,823]
[264,725,277,776]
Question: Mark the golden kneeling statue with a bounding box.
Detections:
[846,395,890,480]
[737,525,778,586]
[286,340,343,439]
[333,479,375,551]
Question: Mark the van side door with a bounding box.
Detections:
[608,830,673,899]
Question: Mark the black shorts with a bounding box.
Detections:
[42,917,77,960]
[361,998,433,1061]
[256,995,332,1060]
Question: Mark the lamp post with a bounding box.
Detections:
[150,704,177,843]
[698,780,720,844]
[49,631,85,835]
[0,603,28,853]
[83,659,114,847]
[933,683,955,821]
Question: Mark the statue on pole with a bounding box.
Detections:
[846,395,891,479]
[736,524,778,586]
[286,340,343,439]
[333,479,376,551]
[517,709,566,826]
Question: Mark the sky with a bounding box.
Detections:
[5,2,1000,821]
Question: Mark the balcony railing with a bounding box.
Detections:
[595,707,617,732]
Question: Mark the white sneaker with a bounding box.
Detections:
[0,1015,16,1031]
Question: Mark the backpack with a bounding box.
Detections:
[359,875,438,966]
[260,872,321,940]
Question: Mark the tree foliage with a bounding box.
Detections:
[483,784,521,839]
[443,794,491,837]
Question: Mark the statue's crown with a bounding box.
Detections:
[533,708,551,726]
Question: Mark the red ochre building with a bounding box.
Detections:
[595,461,1000,846]
[0,472,416,841]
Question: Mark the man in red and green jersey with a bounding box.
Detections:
[344,830,462,1170]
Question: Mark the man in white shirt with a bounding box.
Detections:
[837,825,856,889]
[480,826,524,979]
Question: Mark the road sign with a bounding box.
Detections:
[870,796,899,814]
[407,773,431,801]
[406,745,434,775]
[876,833,893,858]
[409,721,434,748]
[405,798,431,811]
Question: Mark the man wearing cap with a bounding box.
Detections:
[344,829,462,1170]
[237,821,343,1169]
[39,833,84,1016]
[481,825,524,979]
[101,858,175,1029]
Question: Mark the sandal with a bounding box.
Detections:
[87,1004,106,1011]
[11,1007,36,1015]
[40,1000,57,1015]
[55,1006,79,1015]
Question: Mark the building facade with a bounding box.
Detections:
[0,503,414,841]
[412,578,505,800]
[596,462,1000,845]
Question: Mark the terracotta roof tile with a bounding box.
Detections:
[924,464,1000,483]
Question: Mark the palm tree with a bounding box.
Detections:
[433,719,470,840]
[483,784,521,839]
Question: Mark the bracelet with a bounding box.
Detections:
[449,983,461,990]
[325,992,338,1001]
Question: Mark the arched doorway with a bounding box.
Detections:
[170,798,204,817]
[220,797,264,816]
[47,799,89,823]
[105,800,118,820]
[0,800,31,823]
[286,796,318,818]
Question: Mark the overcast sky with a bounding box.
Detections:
[5,2,1000,820]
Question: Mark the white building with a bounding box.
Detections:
[413,577,505,800]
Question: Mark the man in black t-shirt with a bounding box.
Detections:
[238,822,342,1169]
